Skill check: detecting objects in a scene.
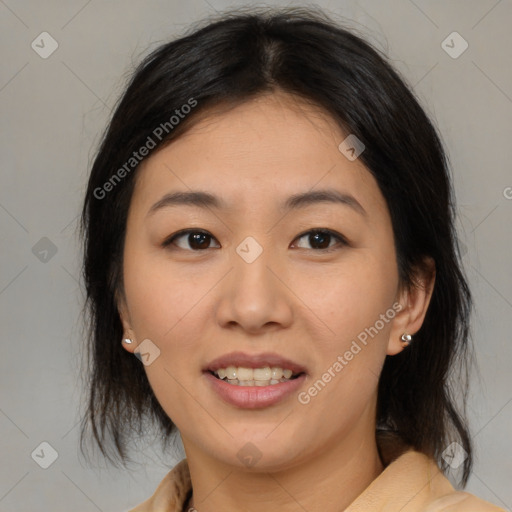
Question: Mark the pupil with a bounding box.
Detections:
[190,232,210,249]
[311,232,330,249]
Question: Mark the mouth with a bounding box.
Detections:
[203,351,307,386]
[202,351,307,408]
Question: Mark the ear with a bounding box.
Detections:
[387,257,436,356]
[116,290,137,354]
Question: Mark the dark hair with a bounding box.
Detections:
[80,6,474,485]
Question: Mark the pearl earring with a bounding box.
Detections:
[123,338,133,345]
[401,333,412,346]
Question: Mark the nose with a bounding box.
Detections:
[214,244,294,334]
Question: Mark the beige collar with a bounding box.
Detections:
[130,431,504,512]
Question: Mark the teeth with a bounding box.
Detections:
[253,367,272,380]
[213,366,299,386]
[271,367,283,379]
[237,367,254,381]
[225,366,237,380]
[223,377,294,386]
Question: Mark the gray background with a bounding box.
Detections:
[1,1,511,511]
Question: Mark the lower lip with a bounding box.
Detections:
[204,372,306,409]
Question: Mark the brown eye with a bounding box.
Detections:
[292,229,347,251]
[163,230,220,251]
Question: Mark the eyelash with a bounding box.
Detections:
[161,228,348,253]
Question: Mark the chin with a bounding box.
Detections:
[202,433,308,473]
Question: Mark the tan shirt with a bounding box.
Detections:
[128,433,505,512]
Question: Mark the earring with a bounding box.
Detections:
[401,333,412,347]
[123,338,133,345]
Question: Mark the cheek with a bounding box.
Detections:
[293,250,398,343]
[123,245,211,339]
[291,249,397,415]
[294,263,394,431]
[122,250,213,426]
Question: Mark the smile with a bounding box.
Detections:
[211,366,301,386]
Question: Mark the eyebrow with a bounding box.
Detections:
[146,189,367,217]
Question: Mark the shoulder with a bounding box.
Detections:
[423,490,506,511]
[374,432,505,512]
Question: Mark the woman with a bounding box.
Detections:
[80,7,505,512]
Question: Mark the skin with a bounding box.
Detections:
[118,91,435,512]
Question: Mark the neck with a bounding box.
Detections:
[183,418,384,512]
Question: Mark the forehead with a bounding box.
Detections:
[131,93,385,217]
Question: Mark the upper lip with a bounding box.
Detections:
[204,351,307,375]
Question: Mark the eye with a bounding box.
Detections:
[162,228,348,253]
[291,229,348,252]
[162,229,220,251]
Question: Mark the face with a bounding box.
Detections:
[119,92,417,471]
